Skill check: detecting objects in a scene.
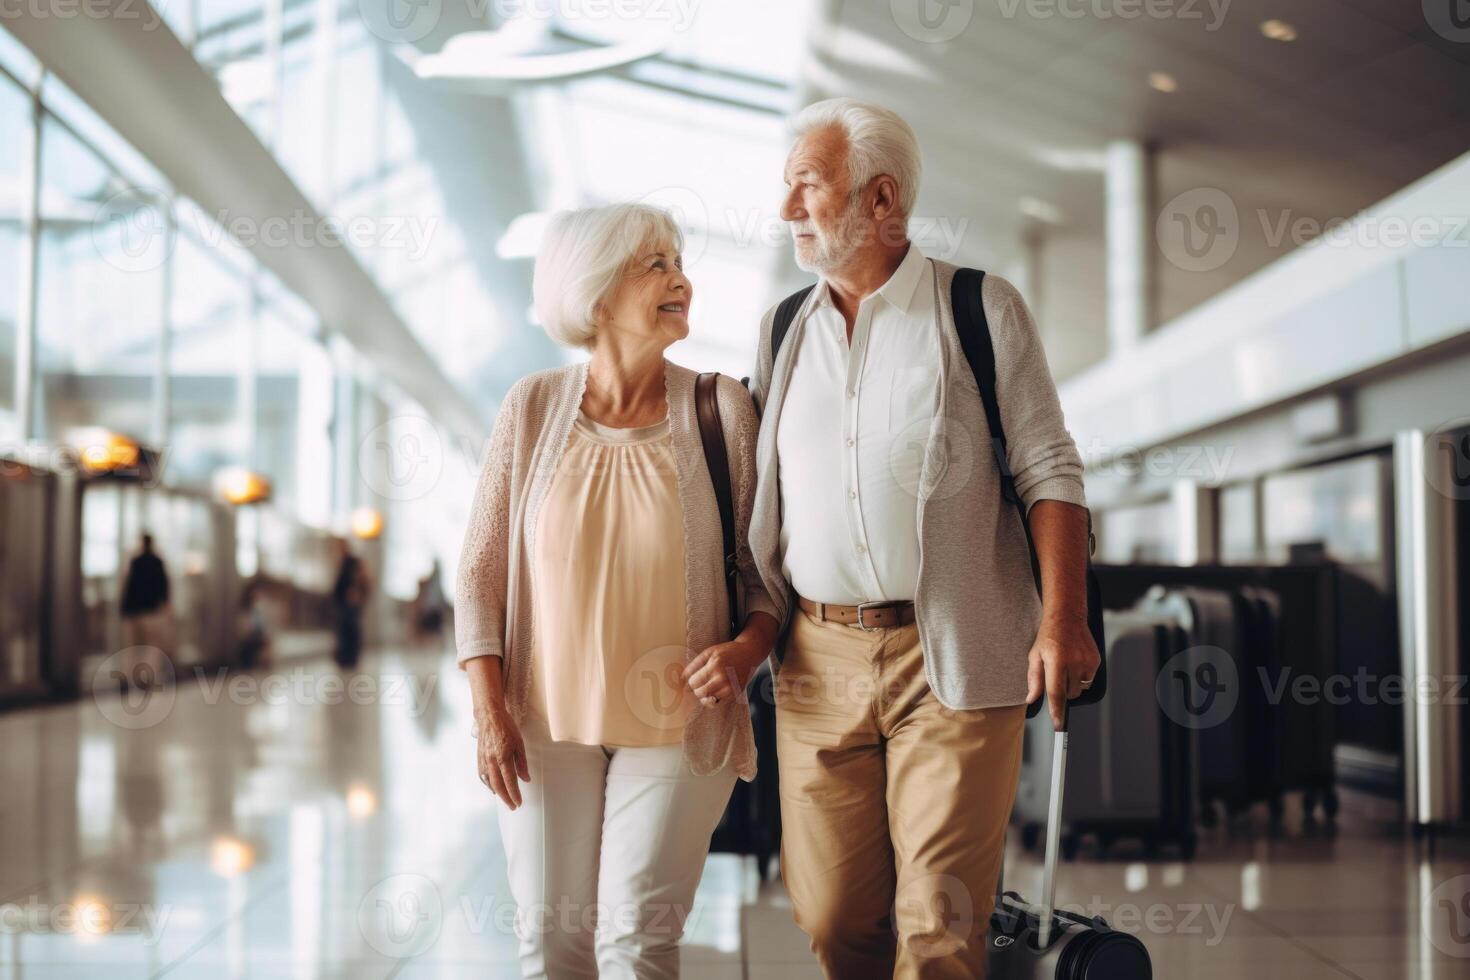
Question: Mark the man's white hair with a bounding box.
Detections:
[532,202,683,349]
[790,97,922,218]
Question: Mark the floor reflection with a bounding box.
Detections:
[0,647,1467,978]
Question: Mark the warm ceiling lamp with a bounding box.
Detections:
[351,507,384,540]
[215,466,272,505]
[1148,72,1178,93]
[1260,19,1297,41]
[210,836,255,877]
[69,427,141,474]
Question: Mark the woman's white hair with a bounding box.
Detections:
[532,203,684,349]
[790,97,922,218]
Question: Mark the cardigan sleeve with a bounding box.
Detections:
[453,379,524,666]
[716,374,780,625]
[983,274,1089,516]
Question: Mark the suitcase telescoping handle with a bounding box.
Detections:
[998,702,1069,950]
[1037,702,1068,948]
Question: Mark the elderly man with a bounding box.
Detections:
[746,98,1100,978]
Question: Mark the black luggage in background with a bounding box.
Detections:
[1013,608,1196,859]
[1095,564,1339,825]
[1136,586,1270,826]
[990,699,1153,978]
[708,661,781,878]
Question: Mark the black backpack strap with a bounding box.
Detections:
[742,284,816,392]
[949,267,1108,711]
[695,371,741,639]
[950,268,1023,510]
[771,283,816,366]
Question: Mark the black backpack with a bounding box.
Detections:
[748,269,1108,716]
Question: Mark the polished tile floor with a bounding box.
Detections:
[2,646,1468,979]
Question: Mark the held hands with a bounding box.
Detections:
[683,636,768,709]
[474,703,529,810]
[1025,614,1101,731]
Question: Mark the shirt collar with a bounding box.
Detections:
[812,242,929,315]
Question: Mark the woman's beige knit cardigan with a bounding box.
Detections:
[454,358,780,781]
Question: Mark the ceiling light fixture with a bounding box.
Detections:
[1148,72,1178,93]
[1260,19,1297,41]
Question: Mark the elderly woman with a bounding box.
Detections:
[455,202,779,979]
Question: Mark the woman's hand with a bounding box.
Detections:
[474,703,529,809]
[683,638,767,707]
[464,655,528,808]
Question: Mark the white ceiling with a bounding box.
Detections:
[805,0,1470,375]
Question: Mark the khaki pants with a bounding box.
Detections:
[775,607,1026,979]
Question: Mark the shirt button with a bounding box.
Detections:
[856,543,867,554]
[849,490,857,499]
[847,388,855,398]
[847,438,855,447]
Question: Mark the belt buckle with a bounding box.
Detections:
[854,600,887,632]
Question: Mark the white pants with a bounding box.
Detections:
[495,717,737,979]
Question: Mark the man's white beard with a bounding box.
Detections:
[791,198,869,275]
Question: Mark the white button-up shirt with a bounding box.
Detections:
[776,243,940,604]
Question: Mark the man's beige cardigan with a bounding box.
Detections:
[454,359,778,780]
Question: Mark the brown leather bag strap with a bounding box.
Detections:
[694,372,740,638]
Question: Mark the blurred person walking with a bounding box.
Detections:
[119,533,173,688]
[331,540,372,669]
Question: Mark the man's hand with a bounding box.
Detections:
[684,636,768,708]
[1025,615,1100,731]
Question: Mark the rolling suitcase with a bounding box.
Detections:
[989,702,1153,978]
[1013,609,1196,859]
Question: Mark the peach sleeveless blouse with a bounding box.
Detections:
[528,410,695,746]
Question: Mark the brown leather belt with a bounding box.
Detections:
[797,595,916,631]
